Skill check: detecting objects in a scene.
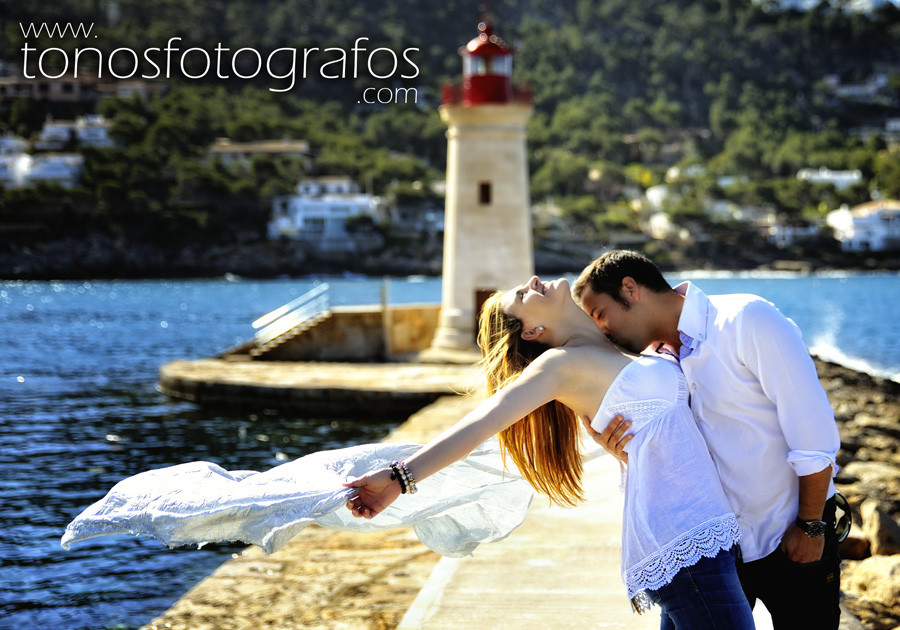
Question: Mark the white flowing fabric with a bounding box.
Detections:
[61,439,535,557]
[591,356,741,603]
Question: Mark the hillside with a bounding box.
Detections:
[2,0,899,277]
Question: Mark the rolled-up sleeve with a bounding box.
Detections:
[736,299,839,477]
[787,450,839,477]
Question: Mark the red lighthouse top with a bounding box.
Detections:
[459,22,513,105]
[464,22,512,57]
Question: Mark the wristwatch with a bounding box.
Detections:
[795,517,827,538]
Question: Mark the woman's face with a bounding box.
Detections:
[500,276,569,326]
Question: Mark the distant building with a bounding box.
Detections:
[0,135,29,155]
[665,164,706,182]
[767,222,820,248]
[34,116,116,151]
[75,115,116,148]
[717,175,749,188]
[95,78,167,101]
[0,154,32,188]
[797,167,863,191]
[387,201,444,235]
[268,177,385,253]
[23,154,84,189]
[0,69,98,103]
[826,200,900,252]
[647,212,676,240]
[35,120,77,151]
[0,65,166,104]
[823,73,891,105]
[645,184,671,212]
[205,138,311,169]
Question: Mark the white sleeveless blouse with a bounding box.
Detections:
[591,356,741,603]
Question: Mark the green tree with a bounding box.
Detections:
[873,150,900,199]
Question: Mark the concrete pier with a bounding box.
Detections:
[158,358,477,418]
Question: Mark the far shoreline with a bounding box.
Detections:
[2,263,899,283]
[2,229,900,282]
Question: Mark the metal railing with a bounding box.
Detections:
[252,283,331,346]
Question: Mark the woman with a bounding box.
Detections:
[344,276,754,629]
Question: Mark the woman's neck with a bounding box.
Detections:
[549,304,620,352]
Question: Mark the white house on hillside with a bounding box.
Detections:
[0,154,32,188]
[826,200,900,252]
[268,177,385,253]
[767,222,820,248]
[0,135,28,155]
[797,167,863,191]
[23,154,84,189]
[35,120,76,151]
[35,116,115,150]
[76,115,116,148]
[206,138,310,169]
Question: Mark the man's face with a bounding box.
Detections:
[579,285,649,353]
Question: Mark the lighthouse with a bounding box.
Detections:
[424,21,534,358]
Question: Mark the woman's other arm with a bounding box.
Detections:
[343,351,568,518]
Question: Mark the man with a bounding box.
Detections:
[573,249,841,629]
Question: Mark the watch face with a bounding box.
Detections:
[801,520,826,537]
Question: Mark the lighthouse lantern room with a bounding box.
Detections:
[461,22,513,104]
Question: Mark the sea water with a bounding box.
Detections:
[1,271,896,630]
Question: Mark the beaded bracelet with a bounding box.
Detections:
[401,460,417,494]
[390,460,418,495]
[390,462,406,494]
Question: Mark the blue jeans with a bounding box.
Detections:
[647,547,755,630]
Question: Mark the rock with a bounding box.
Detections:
[852,412,899,434]
[840,535,871,561]
[839,461,900,502]
[838,603,868,630]
[860,499,900,556]
[842,555,900,607]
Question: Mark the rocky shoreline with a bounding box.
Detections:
[816,358,900,630]
[2,232,899,280]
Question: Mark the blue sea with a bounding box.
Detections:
[1,271,897,630]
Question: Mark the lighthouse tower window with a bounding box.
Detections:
[479,181,492,205]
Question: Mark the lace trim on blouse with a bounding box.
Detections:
[604,399,671,429]
[602,359,689,430]
[624,513,742,604]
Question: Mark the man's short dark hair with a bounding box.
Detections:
[573,250,672,307]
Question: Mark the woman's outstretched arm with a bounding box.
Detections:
[343,351,568,519]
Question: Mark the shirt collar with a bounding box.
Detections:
[674,281,709,344]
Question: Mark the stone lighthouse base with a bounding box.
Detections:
[419,308,482,364]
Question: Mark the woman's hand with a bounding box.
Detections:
[342,467,402,519]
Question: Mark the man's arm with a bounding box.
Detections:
[739,300,840,561]
[580,414,631,464]
[738,299,839,476]
[780,466,833,562]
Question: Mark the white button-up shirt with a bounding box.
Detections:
[663,282,840,562]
